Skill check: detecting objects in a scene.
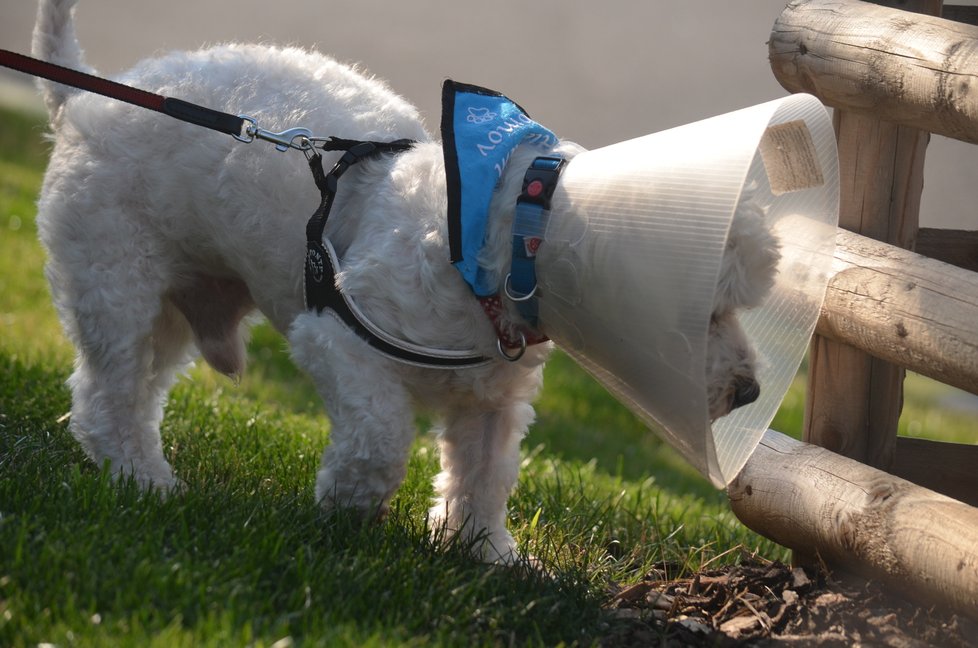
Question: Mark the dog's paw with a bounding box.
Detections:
[476,532,521,565]
[316,472,391,522]
[106,457,181,496]
[427,502,524,564]
[146,476,186,500]
[483,541,549,571]
[474,535,551,573]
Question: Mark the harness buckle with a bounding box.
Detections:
[519,156,566,209]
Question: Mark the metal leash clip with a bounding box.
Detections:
[234,115,313,153]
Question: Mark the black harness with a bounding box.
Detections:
[0,49,540,369]
[302,138,414,313]
[303,140,493,368]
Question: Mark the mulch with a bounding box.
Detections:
[601,554,978,647]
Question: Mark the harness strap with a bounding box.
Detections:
[506,156,567,328]
[470,156,567,359]
[303,148,492,368]
[304,140,413,302]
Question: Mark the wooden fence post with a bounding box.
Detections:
[801,0,943,473]
[732,0,978,604]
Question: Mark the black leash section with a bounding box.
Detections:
[0,48,245,136]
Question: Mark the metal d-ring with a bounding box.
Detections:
[496,333,527,362]
[503,273,537,303]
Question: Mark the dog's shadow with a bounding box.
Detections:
[534,352,719,501]
[243,324,718,500]
[5,392,595,644]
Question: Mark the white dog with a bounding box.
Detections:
[31,0,779,562]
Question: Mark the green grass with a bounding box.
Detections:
[1,104,975,646]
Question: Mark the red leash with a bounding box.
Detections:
[0,48,245,137]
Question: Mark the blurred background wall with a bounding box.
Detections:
[2,0,976,227]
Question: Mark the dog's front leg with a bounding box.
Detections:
[429,401,534,564]
[289,313,417,519]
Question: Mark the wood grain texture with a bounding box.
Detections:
[728,429,978,620]
[803,115,929,467]
[817,229,978,395]
[798,0,940,470]
[770,0,978,144]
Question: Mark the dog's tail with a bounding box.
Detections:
[32,0,95,120]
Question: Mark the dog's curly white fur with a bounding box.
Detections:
[32,0,778,563]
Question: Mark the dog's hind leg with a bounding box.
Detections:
[288,312,418,519]
[41,207,195,490]
[428,400,536,563]
[64,292,196,491]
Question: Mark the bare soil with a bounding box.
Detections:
[602,555,978,647]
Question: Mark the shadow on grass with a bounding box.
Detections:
[239,323,723,502]
[535,352,722,502]
[0,353,612,646]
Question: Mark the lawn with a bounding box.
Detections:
[1,104,975,647]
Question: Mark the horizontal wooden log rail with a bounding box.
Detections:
[817,229,978,396]
[770,0,978,144]
[816,229,978,506]
[728,429,978,620]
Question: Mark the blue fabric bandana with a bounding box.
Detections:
[441,80,558,297]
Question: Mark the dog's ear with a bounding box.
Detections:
[714,200,782,314]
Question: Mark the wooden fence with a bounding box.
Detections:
[727,0,978,619]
